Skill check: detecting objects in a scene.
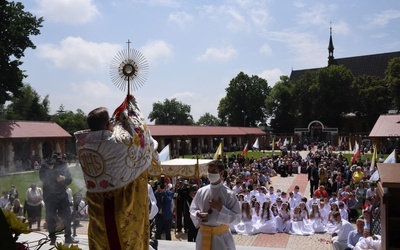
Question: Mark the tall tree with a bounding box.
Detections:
[197,112,219,126]
[148,98,194,125]
[51,107,88,154]
[313,65,353,127]
[265,76,297,133]
[293,71,318,126]
[4,83,50,120]
[0,1,43,105]
[352,75,391,129]
[385,57,400,112]
[218,72,270,127]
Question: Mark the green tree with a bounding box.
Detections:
[352,75,391,129]
[4,83,50,120]
[265,76,297,133]
[148,98,194,125]
[293,71,318,126]
[0,1,43,105]
[197,112,219,126]
[51,107,88,155]
[218,72,270,127]
[385,57,400,111]
[313,65,354,127]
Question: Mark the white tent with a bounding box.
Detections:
[148,158,213,178]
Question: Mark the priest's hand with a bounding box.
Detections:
[209,197,223,212]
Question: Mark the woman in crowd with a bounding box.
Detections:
[12,198,24,218]
[254,201,276,234]
[276,202,291,233]
[309,203,326,233]
[251,200,261,223]
[326,202,340,233]
[355,181,367,209]
[234,201,255,235]
[271,203,279,217]
[25,183,43,230]
[289,206,314,235]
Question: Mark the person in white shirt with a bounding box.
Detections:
[268,186,277,204]
[307,193,320,211]
[338,201,349,221]
[190,160,241,250]
[0,191,9,209]
[287,192,297,211]
[331,211,355,250]
[249,184,259,198]
[293,185,302,202]
[231,181,243,195]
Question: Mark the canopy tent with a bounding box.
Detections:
[147,158,213,178]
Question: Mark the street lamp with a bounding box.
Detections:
[176,139,181,158]
[241,110,246,127]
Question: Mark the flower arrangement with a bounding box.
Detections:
[1,209,81,250]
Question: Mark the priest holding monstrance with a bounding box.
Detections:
[74,43,161,250]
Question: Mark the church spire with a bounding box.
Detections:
[328,23,335,66]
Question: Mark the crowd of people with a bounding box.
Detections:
[0,140,385,250]
[157,145,383,250]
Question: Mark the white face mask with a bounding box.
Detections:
[207,173,221,183]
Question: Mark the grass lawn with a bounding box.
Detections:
[0,164,86,207]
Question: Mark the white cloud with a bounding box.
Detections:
[223,6,248,32]
[268,29,326,68]
[170,92,219,121]
[168,12,193,29]
[258,68,284,87]
[197,45,237,62]
[35,0,100,24]
[293,1,306,8]
[333,20,350,35]
[136,0,180,8]
[259,43,272,56]
[367,9,400,26]
[249,8,271,29]
[37,37,120,72]
[297,3,337,26]
[140,40,173,65]
[200,5,249,32]
[49,80,120,114]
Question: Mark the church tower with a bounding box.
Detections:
[328,25,336,66]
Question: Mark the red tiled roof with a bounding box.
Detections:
[0,121,71,139]
[148,125,265,137]
[369,115,400,137]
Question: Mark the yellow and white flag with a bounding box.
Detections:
[214,142,223,160]
[370,144,377,171]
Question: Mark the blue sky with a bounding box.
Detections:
[18,0,400,123]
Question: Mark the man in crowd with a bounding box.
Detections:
[39,151,78,245]
[345,219,364,250]
[331,211,354,250]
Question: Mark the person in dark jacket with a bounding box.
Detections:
[154,182,174,240]
[184,185,199,242]
[39,151,78,245]
[307,163,319,197]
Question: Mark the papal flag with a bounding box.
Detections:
[214,142,223,160]
[272,138,275,152]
